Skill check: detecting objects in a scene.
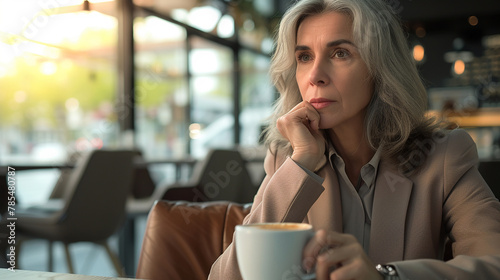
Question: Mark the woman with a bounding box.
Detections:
[208,0,500,279]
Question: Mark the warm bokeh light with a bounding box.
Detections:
[40,61,57,75]
[454,60,466,75]
[14,91,27,103]
[65,98,80,111]
[468,16,478,26]
[413,44,425,62]
[189,123,202,139]
[0,2,116,54]
[415,26,426,38]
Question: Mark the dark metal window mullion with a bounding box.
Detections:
[233,45,241,146]
[117,0,135,132]
[186,32,193,155]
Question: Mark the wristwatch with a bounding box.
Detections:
[375,264,399,280]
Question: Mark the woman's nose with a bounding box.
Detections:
[309,60,330,87]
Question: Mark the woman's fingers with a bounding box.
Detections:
[316,242,361,279]
[302,231,345,270]
[302,230,328,272]
[301,102,321,131]
[277,101,325,170]
[279,101,320,132]
[325,260,359,280]
[302,231,372,280]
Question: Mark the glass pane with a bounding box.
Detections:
[134,16,188,159]
[189,36,233,158]
[134,0,275,51]
[240,50,274,147]
[0,0,118,165]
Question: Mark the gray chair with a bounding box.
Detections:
[46,152,82,200]
[16,149,135,276]
[161,149,259,204]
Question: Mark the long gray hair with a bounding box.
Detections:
[264,0,442,173]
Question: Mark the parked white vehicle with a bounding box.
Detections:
[190,107,272,158]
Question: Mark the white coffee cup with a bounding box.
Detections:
[235,222,314,280]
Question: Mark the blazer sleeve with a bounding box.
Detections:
[208,148,325,280]
[393,129,500,279]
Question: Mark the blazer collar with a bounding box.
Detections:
[368,159,413,264]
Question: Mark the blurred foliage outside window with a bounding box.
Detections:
[0,0,118,164]
[0,0,276,164]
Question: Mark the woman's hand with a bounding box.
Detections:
[277,101,326,171]
[302,230,383,280]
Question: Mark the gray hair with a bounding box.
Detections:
[264,0,441,172]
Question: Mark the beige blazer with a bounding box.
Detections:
[208,129,500,279]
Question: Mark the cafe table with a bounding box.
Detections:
[0,268,141,279]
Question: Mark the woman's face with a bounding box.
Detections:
[295,11,374,131]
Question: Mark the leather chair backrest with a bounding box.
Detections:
[136,200,252,280]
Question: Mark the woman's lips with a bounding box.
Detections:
[309,98,335,109]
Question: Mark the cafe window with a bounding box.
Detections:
[134,15,189,159]
[0,1,119,165]
[1,0,277,165]
[0,0,118,205]
[239,50,274,147]
[189,36,234,158]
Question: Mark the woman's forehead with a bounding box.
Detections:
[296,12,354,45]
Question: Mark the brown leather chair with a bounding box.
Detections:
[136,200,252,280]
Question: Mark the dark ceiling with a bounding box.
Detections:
[398,0,500,22]
[277,0,500,87]
[279,0,500,35]
[399,0,500,36]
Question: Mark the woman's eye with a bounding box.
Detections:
[297,53,312,62]
[333,49,350,59]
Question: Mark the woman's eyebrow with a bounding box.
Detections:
[326,39,355,47]
[295,39,356,52]
[295,45,311,52]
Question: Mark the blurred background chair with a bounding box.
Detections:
[130,150,156,200]
[15,149,135,276]
[159,148,259,204]
[136,200,252,280]
[44,152,82,201]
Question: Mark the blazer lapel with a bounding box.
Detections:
[308,165,343,233]
[369,161,413,264]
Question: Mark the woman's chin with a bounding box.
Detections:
[318,123,335,130]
